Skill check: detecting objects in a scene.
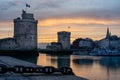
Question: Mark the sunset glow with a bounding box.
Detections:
[38,18,120,27]
[0,0,120,43]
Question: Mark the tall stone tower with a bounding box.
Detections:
[14,10,38,50]
[57,31,71,50]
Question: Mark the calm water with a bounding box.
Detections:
[13,52,120,80]
[37,53,120,80]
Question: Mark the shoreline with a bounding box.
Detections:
[0,56,88,80]
[0,50,39,56]
[38,49,73,55]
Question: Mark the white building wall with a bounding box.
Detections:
[79,40,92,48]
[110,40,119,49]
[100,39,109,48]
[100,39,120,49]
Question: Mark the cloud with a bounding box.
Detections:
[33,0,120,22]
[0,1,18,11]
[0,0,120,26]
[38,18,120,27]
[33,0,63,10]
[0,0,26,21]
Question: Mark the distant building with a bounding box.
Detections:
[99,28,120,50]
[79,38,93,48]
[57,31,71,50]
[0,10,38,51]
[46,42,62,51]
[46,31,71,51]
[99,38,110,48]
[72,38,94,50]
[0,38,17,50]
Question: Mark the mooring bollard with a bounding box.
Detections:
[13,66,24,73]
[43,66,55,74]
[34,67,43,73]
[24,67,34,73]
[60,67,74,75]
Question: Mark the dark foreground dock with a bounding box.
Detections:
[0,56,87,80]
[0,50,39,56]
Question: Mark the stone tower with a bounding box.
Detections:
[57,31,71,50]
[14,10,38,50]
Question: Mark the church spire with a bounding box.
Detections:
[106,27,111,39]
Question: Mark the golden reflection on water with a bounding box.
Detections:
[37,53,120,80]
[37,54,58,68]
[71,56,107,80]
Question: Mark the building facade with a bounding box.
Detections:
[0,38,17,50]
[0,10,38,51]
[99,28,120,50]
[46,31,71,51]
[14,10,38,50]
[46,42,62,51]
[71,38,94,50]
[57,31,71,50]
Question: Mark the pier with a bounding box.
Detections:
[0,56,87,80]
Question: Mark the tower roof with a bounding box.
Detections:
[57,31,71,35]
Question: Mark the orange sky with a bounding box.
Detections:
[0,0,120,43]
[0,17,120,43]
[38,18,120,27]
[38,18,120,43]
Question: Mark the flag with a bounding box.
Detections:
[26,4,30,8]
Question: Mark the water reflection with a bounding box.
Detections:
[9,54,38,64]
[99,57,120,69]
[98,57,120,80]
[7,52,120,80]
[37,53,70,68]
[57,55,70,68]
[73,58,93,66]
[37,53,120,80]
